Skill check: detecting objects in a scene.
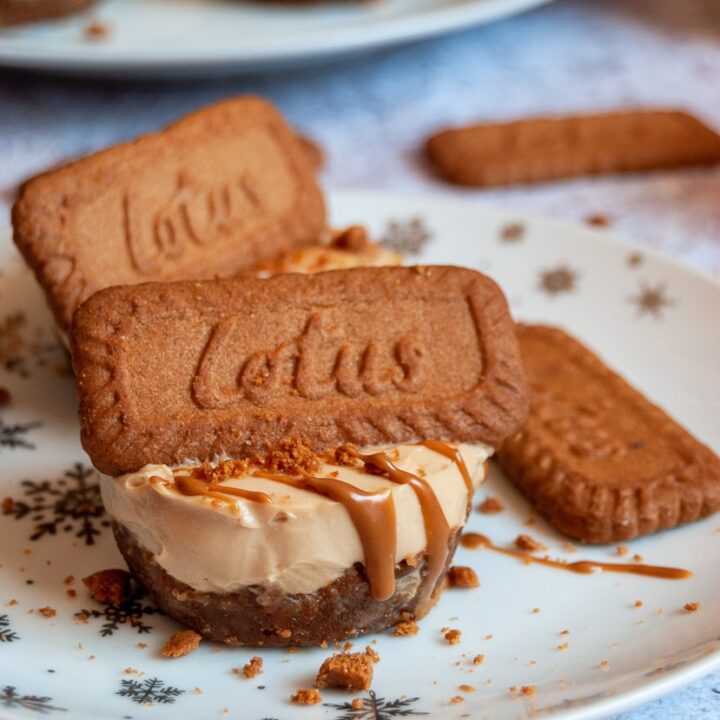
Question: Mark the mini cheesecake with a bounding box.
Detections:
[102,441,490,646]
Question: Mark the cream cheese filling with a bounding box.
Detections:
[101,443,491,596]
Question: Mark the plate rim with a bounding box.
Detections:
[0,0,554,75]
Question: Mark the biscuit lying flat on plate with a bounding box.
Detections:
[425,109,720,187]
[72,265,528,477]
[13,96,326,334]
[497,324,720,543]
[0,0,93,24]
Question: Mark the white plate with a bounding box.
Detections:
[0,0,554,77]
[0,191,718,720]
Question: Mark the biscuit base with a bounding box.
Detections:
[113,522,457,646]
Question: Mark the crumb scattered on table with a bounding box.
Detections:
[515,534,547,552]
[394,620,419,636]
[684,602,700,613]
[82,569,131,605]
[447,566,479,588]
[291,688,321,705]
[315,651,373,691]
[477,497,504,514]
[444,629,461,645]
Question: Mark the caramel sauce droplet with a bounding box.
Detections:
[351,448,451,612]
[460,533,691,580]
[255,470,397,601]
[418,440,474,496]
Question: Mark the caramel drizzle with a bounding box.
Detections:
[254,470,397,601]
[174,474,273,509]
[460,533,692,580]
[350,448,451,611]
[418,441,474,497]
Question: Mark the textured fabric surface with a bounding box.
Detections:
[0,0,718,715]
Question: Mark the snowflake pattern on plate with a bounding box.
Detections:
[77,582,162,637]
[538,265,578,295]
[629,282,674,319]
[0,686,66,714]
[2,463,109,545]
[325,691,428,719]
[0,614,19,643]
[116,678,185,705]
[0,418,41,451]
[380,218,431,255]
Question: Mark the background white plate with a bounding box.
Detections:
[0,191,719,720]
[0,0,553,77]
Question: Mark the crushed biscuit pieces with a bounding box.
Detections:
[514,534,548,552]
[161,630,202,658]
[634,600,643,608]
[189,459,250,485]
[447,566,480,589]
[684,602,700,613]
[585,213,611,228]
[315,652,373,692]
[63,575,75,585]
[291,688,322,705]
[351,698,364,710]
[444,629,461,645]
[521,685,536,697]
[254,439,320,475]
[394,620,419,636]
[532,608,540,614]
[473,654,484,665]
[242,656,263,678]
[559,629,570,637]
[616,546,629,556]
[449,695,464,704]
[38,607,56,618]
[556,643,569,651]
[633,554,644,563]
[600,660,609,670]
[66,589,77,598]
[82,569,131,605]
[84,19,110,40]
[1,497,14,513]
[477,497,504,514]
[459,684,475,692]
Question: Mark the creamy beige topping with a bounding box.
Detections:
[101,443,491,596]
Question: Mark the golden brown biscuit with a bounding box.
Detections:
[13,96,326,333]
[72,266,528,476]
[497,324,720,543]
[425,110,720,187]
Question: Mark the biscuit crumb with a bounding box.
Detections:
[532,607,540,614]
[585,213,611,228]
[515,534,547,552]
[459,684,475,692]
[291,688,322,704]
[449,695,464,704]
[315,651,373,692]
[600,660,609,670]
[521,685,536,697]
[194,687,203,695]
[447,566,479,588]
[563,542,576,554]
[473,654,484,665]
[634,600,643,608]
[1,497,14,513]
[616,546,629,557]
[84,19,110,40]
[38,607,56,618]
[500,222,525,242]
[633,554,643,563]
[444,629,461,645]
[67,589,77,598]
[477,497,504,514]
[63,575,75,585]
[364,646,380,663]
[559,629,570,637]
[684,602,700,613]
[82,569,131,605]
[242,656,263,678]
[137,643,147,649]
[161,630,202,658]
[394,620,419,636]
[254,440,320,476]
[556,643,569,651]
[342,641,353,651]
[331,225,370,251]
[351,698,364,709]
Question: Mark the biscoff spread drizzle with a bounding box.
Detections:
[418,441,474,496]
[461,533,691,580]
[347,446,451,611]
[170,440,472,602]
[254,470,397,601]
